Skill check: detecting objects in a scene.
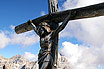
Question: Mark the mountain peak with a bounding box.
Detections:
[0,54,70,69]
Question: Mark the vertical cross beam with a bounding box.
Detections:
[48,0,59,69]
[48,0,58,13]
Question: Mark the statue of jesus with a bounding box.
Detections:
[28,13,70,69]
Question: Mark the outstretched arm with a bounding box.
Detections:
[28,20,39,35]
[52,13,71,39]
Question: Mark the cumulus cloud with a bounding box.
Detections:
[60,0,104,46]
[0,26,39,49]
[59,0,104,69]
[62,0,104,9]
[10,31,39,46]
[24,52,37,61]
[61,17,104,46]
[60,41,104,69]
[0,32,10,49]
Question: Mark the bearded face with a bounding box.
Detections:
[37,22,51,37]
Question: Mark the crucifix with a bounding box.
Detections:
[15,0,104,69]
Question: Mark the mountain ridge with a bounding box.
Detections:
[0,54,70,69]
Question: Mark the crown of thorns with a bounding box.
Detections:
[38,22,50,27]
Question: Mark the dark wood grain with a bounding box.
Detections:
[15,2,104,34]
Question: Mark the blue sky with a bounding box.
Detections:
[0,0,80,58]
[1,0,104,68]
[0,0,48,28]
[0,0,48,58]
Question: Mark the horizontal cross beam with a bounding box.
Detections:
[15,2,104,34]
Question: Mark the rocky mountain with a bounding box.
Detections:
[0,54,70,69]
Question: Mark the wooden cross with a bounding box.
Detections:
[15,0,104,69]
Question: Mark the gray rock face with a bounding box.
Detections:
[0,54,70,69]
[58,55,70,69]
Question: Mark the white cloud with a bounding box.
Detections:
[59,0,104,69]
[61,17,104,46]
[62,0,104,9]
[24,52,37,61]
[60,41,104,69]
[0,25,39,49]
[10,31,39,47]
[10,25,15,30]
[60,0,104,46]
[0,32,10,49]
[40,11,46,16]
